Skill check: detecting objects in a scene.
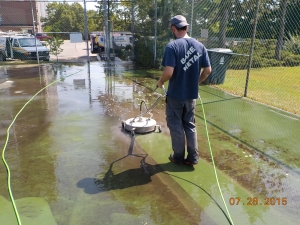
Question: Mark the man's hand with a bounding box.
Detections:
[157,79,164,88]
[199,66,212,84]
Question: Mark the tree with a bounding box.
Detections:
[285,0,300,36]
[87,9,104,32]
[275,0,288,60]
[46,37,64,62]
[218,0,231,47]
[42,2,85,38]
[109,1,131,31]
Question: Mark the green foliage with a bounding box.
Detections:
[42,2,84,39]
[280,51,300,66]
[38,0,300,70]
[87,10,103,32]
[284,34,300,55]
[114,45,132,61]
[46,37,64,62]
[229,38,300,69]
[133,34,169,69]
[133,35,155,68]
[251,56,281,68]
[286,0,300,36]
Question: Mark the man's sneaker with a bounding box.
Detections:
[184,159,198,166]
[169,153,183,165]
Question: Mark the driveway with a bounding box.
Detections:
[49,40,98,62]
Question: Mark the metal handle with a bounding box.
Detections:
[155,85,167,96]
[162,85,167,96]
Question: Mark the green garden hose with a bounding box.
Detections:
[198,92,235,225]
[1,67,85,225]
[2,67,234,225]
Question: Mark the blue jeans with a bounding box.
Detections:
[166,97,199,164]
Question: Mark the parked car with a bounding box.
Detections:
[36,33,51,41]
[0,37,7,61]
[0,36,50,61]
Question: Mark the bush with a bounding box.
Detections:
[282,54,300,66]
[114,45,132,61]
[252,56,281,68]
[284,34,300,55]
[46,37,64,62]
[229,38,300,68]
[133,35,300,69]
[134,37,155,68]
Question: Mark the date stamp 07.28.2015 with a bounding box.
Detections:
[229,197,287,206]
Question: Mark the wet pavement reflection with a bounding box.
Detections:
[1,61,300,225]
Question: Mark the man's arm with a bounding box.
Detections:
[198,66,212,84]
[157,66,174,88]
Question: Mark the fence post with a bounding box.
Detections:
[83,0,90,63]
[30,0,39,64]
[131,0,135,61]
[107,0,111,60]
[103,0,108,60]
[190,0,194,36]
[244,0,260,97]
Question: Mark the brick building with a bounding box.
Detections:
[0,0,47,33]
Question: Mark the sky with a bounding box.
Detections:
[51,0,99,11]
[80,2,97,10]
[79,1,99,10]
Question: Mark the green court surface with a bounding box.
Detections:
[1,62,299,225]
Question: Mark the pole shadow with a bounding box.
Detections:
[76,134,232,224]
[77,135,194,195]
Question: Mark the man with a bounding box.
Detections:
[157,15,211,165]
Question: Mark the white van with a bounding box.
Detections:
[0,36,50,61]
[0,37,7,61]
[113,36,132,47]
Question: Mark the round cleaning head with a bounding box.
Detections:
[123,117,157,134]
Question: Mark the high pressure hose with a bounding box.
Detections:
[1,67,85,225]
[198,93,235,225]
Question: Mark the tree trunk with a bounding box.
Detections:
[275,0,288,61]
[219,8,229,48]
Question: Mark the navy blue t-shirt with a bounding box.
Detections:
[162,38,210,101]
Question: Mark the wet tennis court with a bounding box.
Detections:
[1,62,300,225]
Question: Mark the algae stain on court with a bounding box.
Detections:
[0,63,208,224]
[1,63,300,224]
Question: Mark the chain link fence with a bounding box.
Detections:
[0,0,299,115]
